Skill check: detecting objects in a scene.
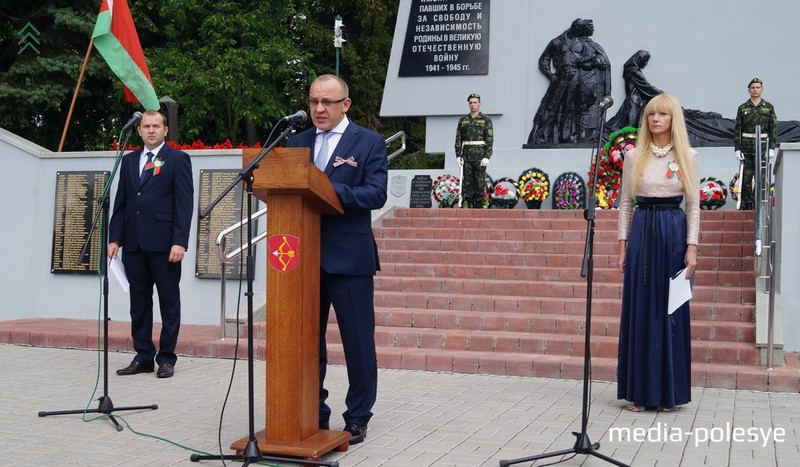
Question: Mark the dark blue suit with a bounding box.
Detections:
[109,144,194,366]
[288,120,388,426]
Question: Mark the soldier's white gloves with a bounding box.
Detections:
[480,158,490,167]
[457,157,464,167]
[735,150,744,161]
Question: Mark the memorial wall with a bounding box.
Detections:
[380,0,800,210]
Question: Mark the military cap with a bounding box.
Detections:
[468,93,481,101]
[748,78,763,87]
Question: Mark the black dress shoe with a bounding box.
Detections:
[116,361,154,376]
[343,423,367,444]
[156,363,174,378]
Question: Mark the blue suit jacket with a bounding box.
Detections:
[287,121,388,276]
[109,144,194,253]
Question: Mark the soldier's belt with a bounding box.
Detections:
[461,141,486,146]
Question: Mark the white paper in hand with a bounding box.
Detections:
[668,267,692,315]
[108,256,129,293]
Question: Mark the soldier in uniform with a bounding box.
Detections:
[455,93,494,208]
[734,77,777,210]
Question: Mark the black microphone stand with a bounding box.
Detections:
[500,104,629,467]
[190,120,337,467]
[38,127,158,431]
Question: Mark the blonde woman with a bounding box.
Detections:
[616,94,699,412]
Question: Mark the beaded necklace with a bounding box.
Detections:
[649,142,673,158]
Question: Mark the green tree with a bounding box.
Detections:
[0,2,132,151]
[1,0,434,164]
[136,0,315,145]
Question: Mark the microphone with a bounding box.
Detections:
[280,110,308,124]
[598,96,614,109]
[121,111,143,131]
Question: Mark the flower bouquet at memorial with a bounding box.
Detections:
[552,171,586,209]
[432,173,461,208]
[517,168,550,209]
[588,126,637,208]
[729,172,740,203]
[490,177,519,209]
[699,176,728,210]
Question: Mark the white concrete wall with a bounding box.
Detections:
[0,128,265,326]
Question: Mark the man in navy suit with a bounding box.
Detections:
[287,74,388,444]
[108,110,194,379]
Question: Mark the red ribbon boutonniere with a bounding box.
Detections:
[144,157,164,176]
[666,160,683,180]
[333,156,358,167]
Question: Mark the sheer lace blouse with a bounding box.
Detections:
[617,148,700,245]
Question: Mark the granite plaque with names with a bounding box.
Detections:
[399,0,490,77]
[195,169,249,279]
[51,171,109,274]
[409,174,433,208]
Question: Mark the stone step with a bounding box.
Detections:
[375,226,755,245]
[321,344,799,393]
[379,250,754,272]
[373,284,755,312]
[376,266,755,289]
[375,238,754,258]
[375,271,755,303]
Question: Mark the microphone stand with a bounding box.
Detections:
[38,128,158,431]
[500,104,629,467]
[190,120,337,467]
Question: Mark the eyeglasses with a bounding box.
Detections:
[307,97,347,108]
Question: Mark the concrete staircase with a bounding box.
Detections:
[320,207,799,392]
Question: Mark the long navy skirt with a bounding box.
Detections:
[617,196,692,408]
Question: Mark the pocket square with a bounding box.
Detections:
[333,156,358,167]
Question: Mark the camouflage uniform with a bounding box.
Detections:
[734,99,777,210]
[455,112,493,208]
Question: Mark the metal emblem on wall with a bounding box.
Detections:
[390,175,407,198]
[399,0,490,77]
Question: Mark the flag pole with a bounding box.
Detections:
[58,38,94,152]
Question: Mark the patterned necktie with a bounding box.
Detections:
[315,132,332,170]
[140,151,153,185]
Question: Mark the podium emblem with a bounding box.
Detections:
[268,234,300,272]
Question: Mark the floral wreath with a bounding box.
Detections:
[552,172,586,210]
[517,168,550,207]
[432,173,461,208]
[729,172,740,202]
[698,176,728,210]
[490,177,519,209]
[588,126,638,208]
[480,173,494,208]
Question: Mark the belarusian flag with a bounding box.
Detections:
[92,0,160,110]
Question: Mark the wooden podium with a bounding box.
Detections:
[230,148,350,459]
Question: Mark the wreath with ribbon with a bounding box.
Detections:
[432,174,461,208]
[490,177,519,209]
[517,167,550,208]
[588,126,638,208]
[552,172,586,210]
[729,172,741,202]
[699,176,728,210]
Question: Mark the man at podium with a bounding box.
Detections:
[287,74,388,444]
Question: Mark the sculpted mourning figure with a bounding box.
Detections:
[527,18,611,146]
[607,50,663,131]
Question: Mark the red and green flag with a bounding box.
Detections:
[92,0,160,110]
